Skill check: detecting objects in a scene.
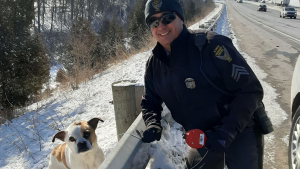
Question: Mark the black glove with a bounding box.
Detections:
[205,130,234,152]
[141,125,162,143]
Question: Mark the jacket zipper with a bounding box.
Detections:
[170,53,186,115]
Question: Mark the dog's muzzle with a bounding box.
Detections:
[77,141,89,153]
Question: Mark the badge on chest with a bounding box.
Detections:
[185,78,196,89]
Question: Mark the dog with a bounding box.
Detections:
[48,118,105,169]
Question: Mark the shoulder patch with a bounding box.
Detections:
[213,45,232,63]
[231,64,249,81]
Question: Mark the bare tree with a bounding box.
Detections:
[37,0,41,32]
[71,0,74,21]
[42,0,46,26]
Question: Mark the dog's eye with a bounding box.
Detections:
[84,132,90,138]
[69,137,76,142]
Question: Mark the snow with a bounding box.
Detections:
[45,65,62,91]
[112,80,136,87]
[0,2,286,169]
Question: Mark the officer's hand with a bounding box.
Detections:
[205,130,233,152]
[141,126,162,143]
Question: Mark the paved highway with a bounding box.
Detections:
[226,1,300,168]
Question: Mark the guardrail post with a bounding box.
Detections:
[112,80,140,140]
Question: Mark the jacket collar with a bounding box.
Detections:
[152,24,189,55]
[152,42,170,67]
[151,25,189,67]
[170,24,189,50]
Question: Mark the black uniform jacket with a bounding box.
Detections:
[141,26,263,139]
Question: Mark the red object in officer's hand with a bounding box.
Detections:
[184,129,207,149]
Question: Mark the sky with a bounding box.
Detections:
[0,2,287,169]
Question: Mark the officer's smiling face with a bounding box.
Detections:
[150,12,183,52]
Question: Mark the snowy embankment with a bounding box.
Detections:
[0,1,285,169]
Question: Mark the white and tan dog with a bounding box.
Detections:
[48,118,105,169]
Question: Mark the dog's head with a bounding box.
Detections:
[52,118,104,154]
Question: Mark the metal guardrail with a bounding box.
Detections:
[98,113,147,169]
[208,2,225,30]
[99,4,226,168]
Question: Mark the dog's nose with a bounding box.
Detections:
[78,141,87,149]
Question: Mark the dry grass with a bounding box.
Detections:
[0,108,13,124]
[185,4,216,27]
[50,34,154,94]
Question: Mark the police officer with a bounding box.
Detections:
[141,0,268,168]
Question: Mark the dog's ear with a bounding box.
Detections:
[88,118,104,130]
[52,131,66,142]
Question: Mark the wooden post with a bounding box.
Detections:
[112,80,138,140]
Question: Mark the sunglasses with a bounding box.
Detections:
[146,12,176,28]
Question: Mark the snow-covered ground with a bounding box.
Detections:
[0,2,286,169]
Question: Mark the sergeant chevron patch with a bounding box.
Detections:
[231,64,249,81]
